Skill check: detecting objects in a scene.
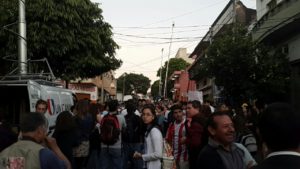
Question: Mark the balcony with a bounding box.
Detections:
[252,0,300,44]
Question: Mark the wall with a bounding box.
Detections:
[288,34,300,62]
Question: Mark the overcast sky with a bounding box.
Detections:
[91,0,256,83]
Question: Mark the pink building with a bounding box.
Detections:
[170,70,196,102]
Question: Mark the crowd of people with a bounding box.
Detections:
[0,98,299,169]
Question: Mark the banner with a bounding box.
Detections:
[188,91,203,103]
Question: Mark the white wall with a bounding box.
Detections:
[288,33,300,62]
[256,0,270,20]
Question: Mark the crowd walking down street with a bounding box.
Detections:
[0,97,299,169]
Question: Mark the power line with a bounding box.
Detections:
[130,28,208,36]
[120,41,197,69]
[115,37,201,45]
[116,0,227,32]
[134,0,228,28]
[114,33,202,40]
[113,25,210,29]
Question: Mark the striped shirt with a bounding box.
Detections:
[166,120,188,161]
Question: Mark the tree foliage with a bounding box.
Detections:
[150,80,160,98]
[199,25,290,104]
[117,73,151,95]
[156,58,190,98]
[0,0,121,80]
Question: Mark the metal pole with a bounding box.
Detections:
[122,73,126,102]
[158,48,164,97]
[163,23,175,98]
[19,0,27,75]
[101,74,104,103]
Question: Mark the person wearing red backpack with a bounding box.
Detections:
[99,100,126,169]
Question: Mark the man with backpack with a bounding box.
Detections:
[122,99,144,169]
[100,100,126,169]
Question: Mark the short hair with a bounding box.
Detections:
[206,111,232,129]
[20,113,47,133]
[201,104,212,118]
[171,104,182,111]
[187,100,201,109]
[35,99,47,109]
[258,102,300,152]
[125,99,136,115]
[108,100,119,112]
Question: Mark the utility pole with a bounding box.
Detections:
[122,73,127,102]
[163,22,175,98]
[19,0,27,75]
[158,48,164,97]
[101,74,104,103]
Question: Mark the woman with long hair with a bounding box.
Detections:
[133,104,163,169]
[73,99,94,169]
[53,111,78,169]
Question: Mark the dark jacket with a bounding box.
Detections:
[197,144,226,169]
[186,114,205,169]
[253,154,300,169]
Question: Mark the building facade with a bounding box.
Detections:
[175,48,194,64]
[68,70,116,103]
[170,70,196,102]
[188,0,256,103]
[252,0,300,109]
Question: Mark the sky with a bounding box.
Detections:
[92,0,256,84]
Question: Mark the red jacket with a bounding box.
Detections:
[186,116,204,149]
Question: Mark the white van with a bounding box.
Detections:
[0,79,75,132]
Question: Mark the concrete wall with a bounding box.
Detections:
[175,48,194,64]
[288,33,300,62]
[256,0,271,20]
[257,0,290,20]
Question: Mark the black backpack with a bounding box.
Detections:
[100,114,120,145]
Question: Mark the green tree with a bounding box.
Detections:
[150,80,160,98]
[157,58,190,98]
[252,46,291,102]
[199,25,290,105]
[117,73,151,95]
[0,0,121,80]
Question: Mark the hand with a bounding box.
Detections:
[45,137,59,151]
[180,137,186,144]
[247,161,254,169]
[133,151,142,159]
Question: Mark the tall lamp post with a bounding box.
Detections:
[158,48,164,97]
[163,22,175,98]
[122,73,127,102]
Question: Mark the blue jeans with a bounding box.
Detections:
[123,143,143,169]
[100,147,123,169]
